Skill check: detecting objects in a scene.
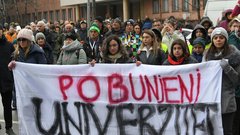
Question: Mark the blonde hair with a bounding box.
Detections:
[13,40,32,60]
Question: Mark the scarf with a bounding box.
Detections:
[168,55,185,65]
[107,53,122,63]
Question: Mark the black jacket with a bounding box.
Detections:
[0,35,14,92]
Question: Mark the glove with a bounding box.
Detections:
[220,59,232,73]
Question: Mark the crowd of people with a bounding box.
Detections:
[0,1,240,135]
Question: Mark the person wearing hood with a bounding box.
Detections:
[199,16,213,31]
[189,24,211,52]
[0,25,16,135]
[203,27,240,135]
[35,32,54,64]
[219,9,233,32]
[57,32,87,65]
[191,37,206,63]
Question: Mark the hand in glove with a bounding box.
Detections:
[220,59,232,73]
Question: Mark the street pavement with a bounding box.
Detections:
[0,100,19,135]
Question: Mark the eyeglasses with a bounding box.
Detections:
[17,38,27,42]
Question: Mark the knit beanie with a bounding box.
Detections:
[193,37,206,48]
[35,32,46,41]
[94,16,104,24]
[112,18,122,26]
[17,28,33,41]
[142,21,152,30]
[211,27,228,41]
[89,23,100,33]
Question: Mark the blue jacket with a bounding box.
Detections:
[15,44,47,64]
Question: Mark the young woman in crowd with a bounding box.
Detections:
[89,35,132,66]
[136,29,166,65]
[8,28,47,66]
[203,27,240,135]
[57,32,87,65]
[163,39,197,65]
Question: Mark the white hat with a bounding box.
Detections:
[211,27,228,41]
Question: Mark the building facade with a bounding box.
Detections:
[3,0,208,25]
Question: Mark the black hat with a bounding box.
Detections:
[152,28,162,41]
[64,32,76,40]
[94,16,104,24]
[80,20,87,24]
[193,37,206,48]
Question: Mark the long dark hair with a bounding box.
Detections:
[102,35,128,59]
[169,39,189,60]
[205,37,229,61]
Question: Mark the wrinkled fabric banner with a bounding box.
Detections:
[13,61,223,135]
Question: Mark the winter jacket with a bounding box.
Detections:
[203,45,240,113]
[162,30,185,53]
[0,35,14,92]
[14,44,47,64]
[189,24,211,45]
[83,37,103,63]
[136,48,166,65]
[228,31,240,50]
[57,40,87,65]
[40,42,54,64]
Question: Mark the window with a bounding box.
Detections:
[172,0,179,11]
[152,0,159,14]
[182,0,189,11]
[192,0,199,10]
[43,12,48,20]
[68,8,72,20]
[38,12,42,20]
[62,9,66,20]
[50,11,54,22]
[162,0,169,12]
[55,10,60,21]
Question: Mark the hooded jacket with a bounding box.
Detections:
[57,40,87,65]
[189,24,210,45]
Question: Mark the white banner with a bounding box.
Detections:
[13,61,223,135]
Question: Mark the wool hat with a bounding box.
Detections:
[17,28,33,41]
[124,19,134,27]
[152,28,162,41]
[64,32,77,41]
[193,37,206,48]
[211,27,228,41]
[89,23,100,33]
[142,21,152,30]
[35,32,46,41]
[112,18,122,26]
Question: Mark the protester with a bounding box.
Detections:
[200,16,213,31]
[228,16,240,50]
[0,25,16,135]
[57,32,87,65]
[35,32,54,64]
[189,24,211,52]
[203,27,240,135]
[100,35,132,64]
[152,28,168,53]
[191,37,206,63]
[161,19,185,53]
[207,26,216,37]
[8,29,47,65]
[83,23,103,63]
[163,39,197,65]
[136,29,166,65]
[219,9,233,32]
[105,18,124,38]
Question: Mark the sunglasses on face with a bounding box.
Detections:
[17,38,28,42]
